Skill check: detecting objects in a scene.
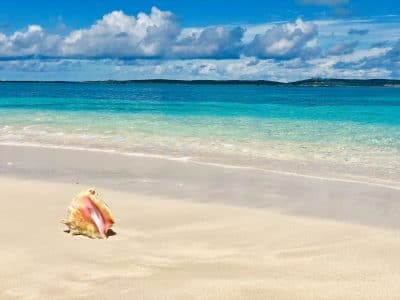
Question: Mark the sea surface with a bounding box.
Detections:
[0,82,399,180]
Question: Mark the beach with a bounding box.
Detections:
[1,145,400,299]
[1,82,400,299]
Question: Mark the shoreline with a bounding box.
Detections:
[2,142,400,191]
[1,144,400,230]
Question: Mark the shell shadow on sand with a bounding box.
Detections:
[63,228,117,238]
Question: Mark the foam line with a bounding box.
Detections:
[1,142,399,191]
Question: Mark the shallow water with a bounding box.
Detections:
[0,82,399,178]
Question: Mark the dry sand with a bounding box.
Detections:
[1,176,400,300]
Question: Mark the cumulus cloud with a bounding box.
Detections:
[333,40,400,76]
[244,19,320,60]
[328,41,358,56]
[61,7,180,58]
[0,25,60,58]
[0,7,244,60]
[0,8,323,62]
[0,7,182,59]
[171,26,244,59]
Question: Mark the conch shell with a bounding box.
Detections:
[62,188,115,239]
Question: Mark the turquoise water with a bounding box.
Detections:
[0,82,400,175]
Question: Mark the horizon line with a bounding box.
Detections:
[1,78,400,86]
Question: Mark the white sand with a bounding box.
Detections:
[1,176,400,300]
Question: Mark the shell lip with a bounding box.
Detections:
[84,196,114,238]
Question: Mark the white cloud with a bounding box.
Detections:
[0,8,321,61]
[244,19,320,60]
[0,25,60,57]
[171,26,244,59]
[61,7,180,58]
[333,39,400,77]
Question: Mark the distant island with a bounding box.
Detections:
[1,78,400,87]
[289,78,400,87]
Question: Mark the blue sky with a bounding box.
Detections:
[0,0,399,81]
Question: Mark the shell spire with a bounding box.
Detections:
[62,188,115,239]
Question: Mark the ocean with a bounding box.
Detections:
[1,82,399,179]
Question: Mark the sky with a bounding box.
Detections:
[0,0,399,81]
